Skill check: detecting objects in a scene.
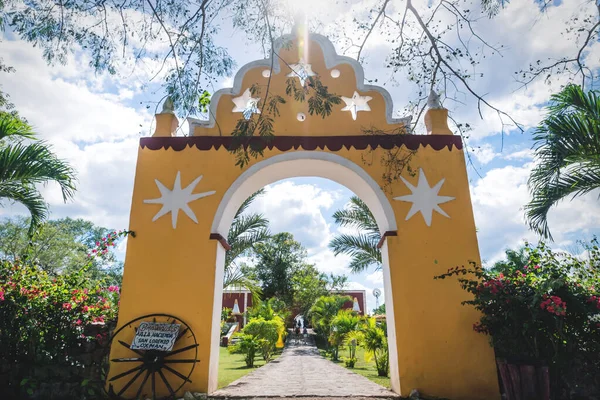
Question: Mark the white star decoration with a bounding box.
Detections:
[287,58,316,86]
[394,169,455,226]
[341,91,372,120]
[232,88,261,120]
[143,171,216,229]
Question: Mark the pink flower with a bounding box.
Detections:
[83,305,89,313]
[62,303,72,310]
[108,285,120,293]
[0,291,4,301]
[75,319,82,326]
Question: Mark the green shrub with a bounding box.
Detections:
[243,317,280,361]
[0,230,132,398]
[344,357,357,368]
[228,333,262,367]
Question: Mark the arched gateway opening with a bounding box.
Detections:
[209,152,401,393]
[107,30,500,400]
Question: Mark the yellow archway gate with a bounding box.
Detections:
[107,30,500,399]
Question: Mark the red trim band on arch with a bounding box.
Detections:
[376,231,398,249]
[209,233,231,250]
[140,135,462,152]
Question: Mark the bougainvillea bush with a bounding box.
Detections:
[435,240,600,398]
[0,230,133,399]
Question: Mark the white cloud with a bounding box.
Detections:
[503,148,534,161]
[247,180,339,250]
[366,270,383,286]
[472,143,498,165]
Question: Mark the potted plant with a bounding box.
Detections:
[435,241,600,400]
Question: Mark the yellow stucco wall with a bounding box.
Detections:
[107,32,500,400]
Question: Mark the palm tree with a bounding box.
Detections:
[490,246,529,274]
[223,189,270,292]
[525,85,600,240]
[308,294,351,338]
[0,113,76,235]
[329,196,381,273]
[329,309,361,361]
[361,317,389,377]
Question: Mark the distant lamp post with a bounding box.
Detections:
[352,297,361,313]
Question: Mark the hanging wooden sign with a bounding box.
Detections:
[130,322,180,351]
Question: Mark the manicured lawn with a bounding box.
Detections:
[217,346,282,389]
[346,347,391,388]
[319,345,391,389]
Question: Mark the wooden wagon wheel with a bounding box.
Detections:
[106,313,199,400]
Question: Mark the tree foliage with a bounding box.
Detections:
[224,188,270,295]
[251,232,307,304]
[329,196,381,274]
[525,85,600,240]
[0,217,125,284]
[435,240,600,394]
[291,264,347,318]
[249,232,347,314]
[308,294,351,338]
[0,113,76,235]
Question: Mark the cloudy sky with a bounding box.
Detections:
[1,0,599,312]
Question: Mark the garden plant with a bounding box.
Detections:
[0,230,132,398]
[435,240,600,399]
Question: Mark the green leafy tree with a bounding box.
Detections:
[291,264,347,318]
[329,196,381,274]
[525,85,600,239]
[252,232,307,304]
[490,246,529,274]
[0,217,124,283]
[308,294,351,339]
[224,189,270,294]
[372,303,386,315]
[0,113,76,235]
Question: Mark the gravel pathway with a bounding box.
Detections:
[211,336,398,398]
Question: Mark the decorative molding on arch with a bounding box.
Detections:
[209,233,231,250]
[376,231,398,249]
[187,32,413,132]
[140,134,462,152]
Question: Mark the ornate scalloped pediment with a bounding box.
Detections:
[188,30,412,137]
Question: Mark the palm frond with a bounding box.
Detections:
[0,182,48,235]
[526,163,600,239]
[234,188,266,218]
[329,233,381,273]
[226,213,270,266]
[0,112,35,142]
[525,85,600,239]
[0,141,76,201]
[332,196,380,235]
